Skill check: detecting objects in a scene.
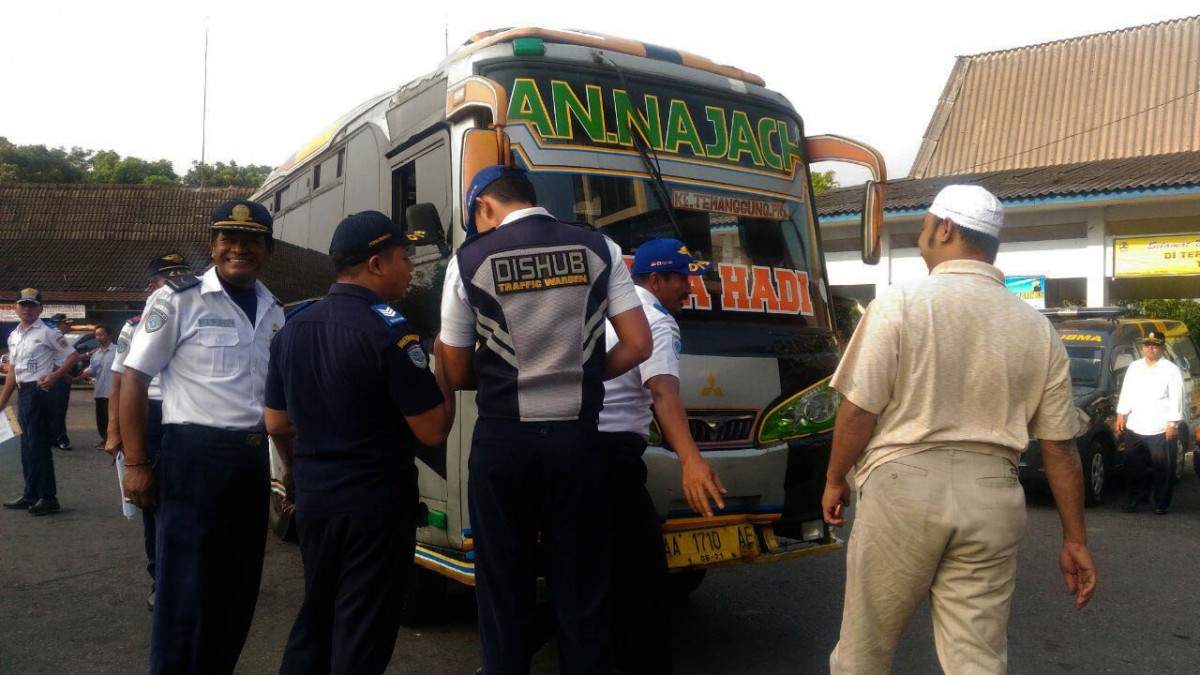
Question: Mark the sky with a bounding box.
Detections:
[2,1,1197,184]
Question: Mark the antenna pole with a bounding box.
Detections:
[201,18,210,188]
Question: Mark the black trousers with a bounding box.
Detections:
[279,501,418,675]
[469,418,611,675]
[94,396,109,441]
[49,376,70,446]
[149,424,269,675]
[600,431,673,675]
[142,400,164,581]
[16,383,56,500]
[1125,431,1175,510]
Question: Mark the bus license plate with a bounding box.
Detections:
[664,523,759,569]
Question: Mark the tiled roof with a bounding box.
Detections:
[817,150,1200,217]
[910,16,1200,178]
[0,183,333,302]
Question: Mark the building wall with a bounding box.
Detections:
[824,194,1200,307]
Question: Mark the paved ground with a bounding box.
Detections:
[2,393,1200,674]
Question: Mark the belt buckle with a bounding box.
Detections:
[245,433,263,446]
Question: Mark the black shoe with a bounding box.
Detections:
[1121,503,1141,513]
[147,586,155,612]
[57,437,71,450]
[28,498,61,516]
[3,497,36,510]
[1154,507,1170,515]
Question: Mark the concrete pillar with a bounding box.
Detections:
[1086,208,1107,306]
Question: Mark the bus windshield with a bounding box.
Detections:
[527,172,827,331]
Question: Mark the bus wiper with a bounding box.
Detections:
[592,50,684,241]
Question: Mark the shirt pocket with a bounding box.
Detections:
[196,328,242,377]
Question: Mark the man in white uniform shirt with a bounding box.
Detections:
[597,237,725,674]
[120,200,285,675]
[0,288,80,515]
[1115,330,1183,515]
[107,252,195,611]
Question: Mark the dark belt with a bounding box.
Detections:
[165,423,267,446]
[17,381,41,392]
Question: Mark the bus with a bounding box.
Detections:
[253,27,886,617]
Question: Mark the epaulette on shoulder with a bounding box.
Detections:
[127,315,141,327]
[164,272,201,292]
[370,303,408,328]
[285,299,319,320]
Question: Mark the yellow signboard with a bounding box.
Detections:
[1114,233,1200,277]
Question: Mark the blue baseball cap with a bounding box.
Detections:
[632,238,711,276]
[464,165,527,236]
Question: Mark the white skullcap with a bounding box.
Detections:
[929,185,1004,238]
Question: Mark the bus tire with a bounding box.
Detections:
[269,490,297,543]
[670,569,707,597]
[400,565,447,626]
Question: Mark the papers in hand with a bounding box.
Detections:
[0,406,20,445]
[114,450,138,520]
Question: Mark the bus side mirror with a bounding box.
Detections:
[406,202,450,256]
[460,128,512,233]
[805,135,887,265]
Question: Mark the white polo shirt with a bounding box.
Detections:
[112,317,164,401]
[598,286,682,436]
[1116,357,1183,436]
[6,321,74,383]
[439,206,640,347]
[124,267,285,430]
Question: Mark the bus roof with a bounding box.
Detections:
[261,27,768,191]
[449,27,766,87]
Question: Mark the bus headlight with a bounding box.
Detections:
[758,377,841,443]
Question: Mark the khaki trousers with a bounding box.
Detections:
[830,449,1026,675]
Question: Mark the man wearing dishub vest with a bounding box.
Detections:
[438,165,652,674]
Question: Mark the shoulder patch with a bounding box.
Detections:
[164,272,201,292]
[406,342,428,369]
[116,339,129,354]
[371,303,408,327]
[144,308,169,333]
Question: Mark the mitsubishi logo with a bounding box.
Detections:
[701,372,724,397]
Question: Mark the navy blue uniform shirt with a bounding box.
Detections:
[265,283,443,514]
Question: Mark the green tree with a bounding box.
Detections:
[183,161,273,189]
[0,136,91,183]
[811,169,839,195]
[88,150,179,185]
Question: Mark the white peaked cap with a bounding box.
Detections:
[929,185,1004,238]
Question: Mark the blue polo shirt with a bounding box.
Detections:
[265,282,443,514]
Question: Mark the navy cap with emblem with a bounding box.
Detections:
[1142,331,1167,345]
[149,251,192,277]
[16,287,42,305]
[211,199,273,237]
[464,164,528,237]
[632,238,712,276]
[329,211,437,270]
[48,312,68,323]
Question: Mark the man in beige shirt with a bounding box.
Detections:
[822,185,1097,674]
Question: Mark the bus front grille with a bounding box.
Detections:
[686,411,759,444]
